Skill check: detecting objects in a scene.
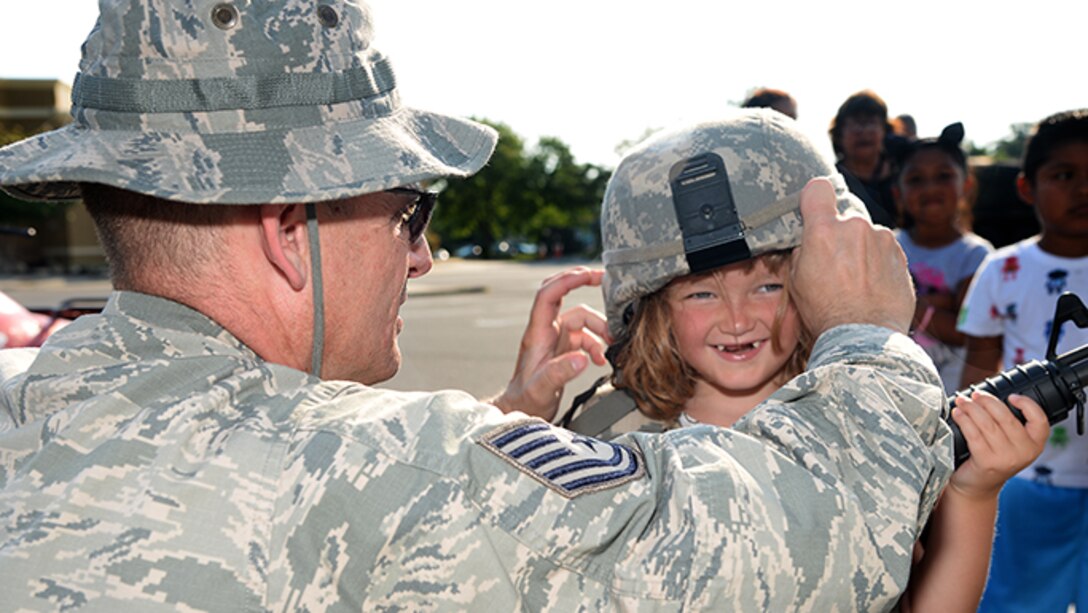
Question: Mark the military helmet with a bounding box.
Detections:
[601,109,868,339]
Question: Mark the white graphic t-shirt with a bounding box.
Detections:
[959,237,1088,487]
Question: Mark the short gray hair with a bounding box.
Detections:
[80,183,236,290]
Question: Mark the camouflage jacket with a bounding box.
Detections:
[0,291,952,611]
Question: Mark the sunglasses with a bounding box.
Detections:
[386,187,437,244]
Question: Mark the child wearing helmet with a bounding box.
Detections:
[563,110,1049,611]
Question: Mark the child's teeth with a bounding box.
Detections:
[715,341,762,352]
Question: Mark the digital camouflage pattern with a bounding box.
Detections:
[0,291,952,611]
[0,0,496,204]
[601,111,869,338]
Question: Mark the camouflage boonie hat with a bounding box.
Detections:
[0,0,496,204]
[602,110,868,338]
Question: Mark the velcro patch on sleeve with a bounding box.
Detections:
[479,419,645,498]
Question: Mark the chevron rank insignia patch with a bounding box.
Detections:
[479,419,645,498]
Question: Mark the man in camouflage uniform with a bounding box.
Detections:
[0,1,952,610]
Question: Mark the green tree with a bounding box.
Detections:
[988,122,1032,163]
[523,136,610,254]
[431,119,610,258]
[428,120,527,251]
[965,140,988,157]
[0,125,28,147]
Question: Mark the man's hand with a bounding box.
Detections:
[790,178,915,336]
[490,267,610,421]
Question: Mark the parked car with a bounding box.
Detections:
[452,243,484,259]
[0,290,69,348]
[0,292,106,349]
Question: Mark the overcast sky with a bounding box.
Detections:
[2,1,1084,168]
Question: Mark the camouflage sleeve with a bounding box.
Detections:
[727,324,953,604]
[274,324,949,610]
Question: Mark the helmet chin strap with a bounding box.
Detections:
[305,203,326,378]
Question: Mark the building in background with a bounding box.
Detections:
[0,78,71,133]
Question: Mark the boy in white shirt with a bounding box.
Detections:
[958,109,1088,612]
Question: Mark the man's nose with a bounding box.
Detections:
[409,237,433,278]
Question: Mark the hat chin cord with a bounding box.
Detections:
[305,203,326,378]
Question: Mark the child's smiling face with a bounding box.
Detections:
[897,147,967,230]
[665,257,801,402]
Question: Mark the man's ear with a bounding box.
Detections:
[1015,172,1036,206]
[259,204,308,291]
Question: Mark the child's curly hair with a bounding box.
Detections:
[608,251,813,423]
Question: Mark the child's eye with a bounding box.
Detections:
[757,283,784,294]
[685,291,716,300]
